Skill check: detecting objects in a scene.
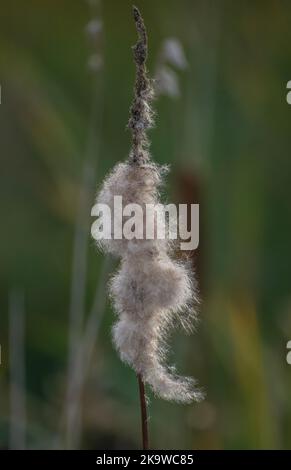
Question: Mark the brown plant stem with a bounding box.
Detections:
[131,6,151,451]
[137,374,149,450]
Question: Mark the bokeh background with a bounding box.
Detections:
[1,0,291,450]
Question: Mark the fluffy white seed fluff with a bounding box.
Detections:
[95,161,204,403]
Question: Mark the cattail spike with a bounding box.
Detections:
[94,7,204,405]
[128,6,154,165]
[132,6,148,65]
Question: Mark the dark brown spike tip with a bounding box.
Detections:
[132,5,148,65]
[128,5,153,165]
[132,5,140,21]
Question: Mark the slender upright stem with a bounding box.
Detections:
[131,6,151,450]
[65,0,104,448]
[137,374,149,450]
[9,290,26,450]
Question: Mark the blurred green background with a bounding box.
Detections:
[1,0,291,450]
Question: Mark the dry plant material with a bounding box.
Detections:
[94,6,204,404]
